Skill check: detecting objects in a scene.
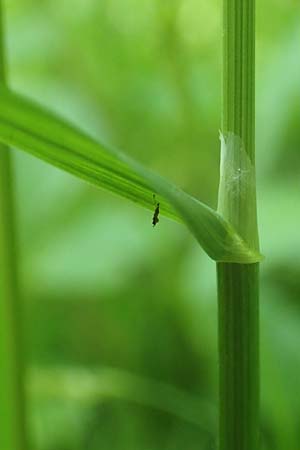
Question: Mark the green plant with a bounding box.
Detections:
[217,1,260,449]
[0,4,27,450]
[0,0,261,449]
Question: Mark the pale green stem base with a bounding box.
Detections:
[0,148,27,450]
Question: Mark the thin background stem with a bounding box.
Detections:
[0,2,28,449]
[217,0,260,449]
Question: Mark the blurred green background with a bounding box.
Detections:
[4,0,300,449]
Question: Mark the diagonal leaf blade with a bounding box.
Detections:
[0,87,263,263]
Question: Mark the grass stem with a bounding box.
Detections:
[0,3,28,449]
[217,0,260,449]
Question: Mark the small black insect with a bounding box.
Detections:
[152,195,160,227]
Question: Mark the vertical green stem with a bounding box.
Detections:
[0,3,27,450]
[218,0,259,449]
[217,263,259,450]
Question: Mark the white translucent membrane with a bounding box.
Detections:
[218,132,260,253]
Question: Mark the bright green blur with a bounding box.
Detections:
[2,1,299,449]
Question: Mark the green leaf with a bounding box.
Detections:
[0,87,263,263]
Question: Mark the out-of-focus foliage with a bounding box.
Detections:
[3,0,300,449]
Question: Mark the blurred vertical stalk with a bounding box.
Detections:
[0,3,28,450]
[217,1,260,450]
